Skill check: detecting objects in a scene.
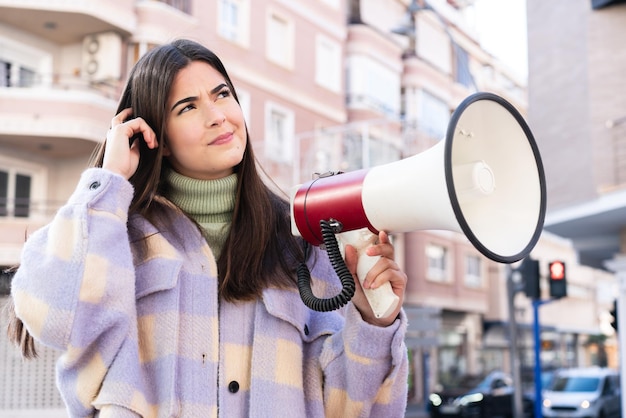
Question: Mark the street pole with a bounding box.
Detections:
[532,299,544,418]
[507,266,524,418]
[604,256,626,417]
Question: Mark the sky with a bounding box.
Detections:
[472,0,528,78]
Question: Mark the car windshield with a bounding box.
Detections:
[551,376,600,392]
[472,374,504,392]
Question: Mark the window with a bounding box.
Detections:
[0,171,7,216]
[0,60,36,88]
[346,55,401,117]
[454,45,475,89]
[264,102,294,162]
[464,254,482,288]
[218,0,250,46]
[416,17,452,73]
[426,243,449,282]
[315,35,341,92]
[156,0,192,14]
[419,90,450,140]
[267,11,294,69]
[0,60,10,87]
[0,39,51,88]
[0,169,32,218]
[341,132,400,171]
[369,137,401,167]
[19,67,36,87]
[235,88,251,126]
[0,266,15,295]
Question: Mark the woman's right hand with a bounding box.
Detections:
[102,108,158,180]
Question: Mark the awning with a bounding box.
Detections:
[543,188,626,270]
[592,0,626,10]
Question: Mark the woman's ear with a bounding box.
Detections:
[162,141,171,157]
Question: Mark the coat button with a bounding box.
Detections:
[304,324,309,335]
[228,381,240,393]
[89,181,101,190]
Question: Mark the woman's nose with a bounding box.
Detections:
[205,104,226,127]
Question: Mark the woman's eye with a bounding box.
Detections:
[179,104,195,114]
[217,88,231,99]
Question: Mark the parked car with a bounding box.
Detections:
[523,368,558,416]
[542,367,621,418]
[428,370,533,417]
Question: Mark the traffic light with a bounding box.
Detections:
[548,260,567,299]
[611,299,618,332]
[518,257,540,299]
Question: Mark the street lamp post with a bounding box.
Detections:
[507,266,525,418]
[604,255,626,417]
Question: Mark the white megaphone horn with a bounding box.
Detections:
[290,92,547,318]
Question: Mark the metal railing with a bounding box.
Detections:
[155,0,192,14]
[0,70,122,99]
[0,198,65,222]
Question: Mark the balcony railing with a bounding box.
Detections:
[155,0,192,14]
[1,69,122,99]
[0,198,67,222]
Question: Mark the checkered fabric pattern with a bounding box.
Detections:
[12,168,408,417]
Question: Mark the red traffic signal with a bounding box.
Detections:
[549,261,565,280]
[548,261,567,298]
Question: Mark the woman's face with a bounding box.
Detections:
[164,61,247,180]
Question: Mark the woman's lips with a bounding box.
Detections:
[211,132,233,145]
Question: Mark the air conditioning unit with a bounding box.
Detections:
[82,32,122,82]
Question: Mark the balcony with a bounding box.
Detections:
[0,0,136,44]
[135,0,198,44]
[0,84,116,159]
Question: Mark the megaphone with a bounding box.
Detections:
[290,92,546,318]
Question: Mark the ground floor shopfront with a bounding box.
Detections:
[405,308,616,407]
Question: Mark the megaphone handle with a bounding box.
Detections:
[338,229,400,319]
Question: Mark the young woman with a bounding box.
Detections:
[8,39,408,417]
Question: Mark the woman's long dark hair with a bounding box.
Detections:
[8,39,308,357]
[93,39,306,299]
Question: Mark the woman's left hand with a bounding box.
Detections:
[344,231,407,327]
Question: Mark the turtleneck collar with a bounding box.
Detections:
[164,169,237,224]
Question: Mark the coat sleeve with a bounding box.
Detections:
[308,252,409,418]
[320,303,409,418]
[11,168,139,416]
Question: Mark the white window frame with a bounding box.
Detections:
[0,37,52,88]
[346,54,400,117]
[266,10,295,69]
[235,87,251,127]
[426,243,450,283]
[217,0,250,47]
[418,89,450,140]
[315,34,341,92]
[0,155,46,220]
[464,254,483,288]
[264,101,294,163]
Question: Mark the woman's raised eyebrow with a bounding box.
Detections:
[210,83,228,94]
[170,83,229,112]
[171,96,196,112]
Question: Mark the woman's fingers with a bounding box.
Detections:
[348,231,408,326]
[102,109,157,179]
[362,232,403,290]
[111,108,134,128]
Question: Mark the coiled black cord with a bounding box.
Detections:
[297,219,356,312]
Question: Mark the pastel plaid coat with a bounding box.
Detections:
[12,168,409,417]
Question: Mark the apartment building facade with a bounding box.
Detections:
[0,0,616,415]
[525,0,626,400]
